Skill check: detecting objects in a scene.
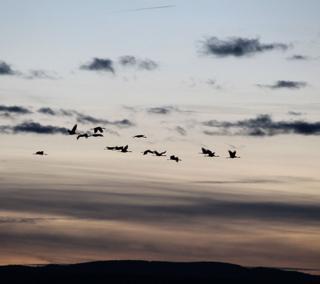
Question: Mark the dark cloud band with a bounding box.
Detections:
[201,37,289,57]
[203,114,320,136]
[258,80,307,89]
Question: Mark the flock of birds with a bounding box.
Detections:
[33,124,241,162]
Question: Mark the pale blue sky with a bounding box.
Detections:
[0,0,319,107]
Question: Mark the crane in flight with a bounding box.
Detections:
[33,151,48,155]
[228,150,240,159]
[133,134,147,138]
[68,124,77,135]
[91,126,105,133]
[77,133,90,140]
[142,150,154,155]
[154,150,166,157]
[169,155,181,163]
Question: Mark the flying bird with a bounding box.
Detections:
[91,133,104,137]
[142,149,154,155]
[169,155,181,162]
[228,150,240,159]
[68,124,77,135]
[200,147,218,157]
[207,150,219,157]
[77,133,90,140]
[154,150,167,156]
[200,147,210,155]
[91,126,105,133]
[33,151,48,155]
[105,146,116,150]
[133,134,147,138]
[121,145,131,153]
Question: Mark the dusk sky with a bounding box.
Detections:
[1,0,320,274]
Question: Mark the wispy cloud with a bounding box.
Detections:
[257,80,307,89]
[76,113,134,127]
[80,58,115,74]
[0,61,17,75]
[147,106,192,115]
[0,60,58,79]
[201,37,289,57]
[287,54,309,61]
[118,55,158,71]
[23,70,60,80]
[147,107,172,115]
[0,105,32,114]
[288,111,303,116]
[175,126,187,136]
[0,121,68,134]
[203,114,320,136]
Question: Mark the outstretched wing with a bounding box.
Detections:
[71,124,77,132]
[160,151,167,155]
[201,147,207,154]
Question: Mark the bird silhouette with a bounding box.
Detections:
[169,155,181,162]
[206,150,219,157]
[115,146,124,151]
[142,149,154,155]
[228,150,240,159]
[121,145,131,153]
[33,151,48,155]
[91,133,103,137]
[200,147,218,157]
[201,147,210,155]
[91,126,105,133]
[133,134,147,138]
[105,146,116,150]
[77,133,90,140]
[154,150,166,156]
[68,124,77,135]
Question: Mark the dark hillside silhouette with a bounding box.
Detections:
[0,260,319,284]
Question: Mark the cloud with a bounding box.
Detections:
[0,105,32,114]
[38,107,75,117]
[0,217,60,224]
[175,126,187,136]
[258,80,307,89]
[118,55,137,67]
[146,106,190,115]
[147,107,172,115]
[0,61,16,75]
[1,183,320,225]
[201,37,289,57]
[10,121,68,134]
[206,79,222,89]
[287,54,309,61]
[203,114,320,136]
[76,113,134,127]
[288,111,303,116]
[0,61,59,79]
[23,70,59,80]
[138,59,158,70]
[80,58,115,73]
[118,56,158,71]
[38,107,56,115]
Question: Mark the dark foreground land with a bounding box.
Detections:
[0,260,319,284]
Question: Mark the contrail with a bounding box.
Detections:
[116,5,176,13]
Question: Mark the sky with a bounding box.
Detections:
[0,0,320,274]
